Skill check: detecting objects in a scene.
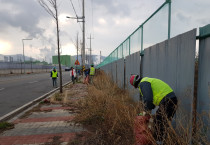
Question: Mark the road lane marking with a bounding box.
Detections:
[0,88,5,91]
[28,81,38,84]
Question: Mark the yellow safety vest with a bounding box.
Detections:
[139,77,173,106]
[52,71,57,78]
[90,67,95,76]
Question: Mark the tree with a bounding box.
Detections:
[38,0,63,93]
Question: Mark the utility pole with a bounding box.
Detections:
[66,0,85,74]
[76,33,79,73]
[80,41,83,63]
[87,34,94,65]
[82,0,85,73]
[100,51,102,63]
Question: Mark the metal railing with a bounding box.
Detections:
[97,0,171,68]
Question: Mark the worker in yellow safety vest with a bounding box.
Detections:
[51,67,58,87]
[130,75,178,143]
[89,64,95,84]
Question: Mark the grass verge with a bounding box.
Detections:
[0,122,14,133]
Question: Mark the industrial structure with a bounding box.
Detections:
[52,55,76,67]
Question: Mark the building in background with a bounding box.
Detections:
[9,56,13,62]
[0,54,4,62]
[52,55,76,68]
[4,56,8,62]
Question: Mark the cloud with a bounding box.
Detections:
[93,0,131,16]
[176,12,192,24]
[0,0,48,38]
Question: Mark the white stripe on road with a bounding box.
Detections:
[0,88,5,91]
[28,81,38,84]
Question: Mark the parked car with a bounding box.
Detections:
[65,67,70,71]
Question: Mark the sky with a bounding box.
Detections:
[0,0,210,63]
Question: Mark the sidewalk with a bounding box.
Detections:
[0,83,88,145]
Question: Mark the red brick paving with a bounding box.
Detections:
[0,133,76,145]
[0,84,88,145]
[13,116,74,124]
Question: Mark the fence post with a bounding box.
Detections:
[122,44,124,58]
[129,37,131,55]
[167,0,171,39]
[117,47,119,60]
[141,25,144,54]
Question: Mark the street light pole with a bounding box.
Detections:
[22,39,32,74]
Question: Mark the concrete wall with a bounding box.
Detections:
[101,63,112,76]
[125,51,140,101]
[197,36,210,139]
[142,29,196,127]
[116,58,125,89]
[111,61,117,83]
[101,29,197,125]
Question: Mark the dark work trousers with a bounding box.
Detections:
[52,78,57,87]
[89,75,94,84]
[153,97,178,141]
[72,75,75,84]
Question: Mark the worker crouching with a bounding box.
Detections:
[130,75,178,144]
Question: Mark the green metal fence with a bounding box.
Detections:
[97,0,171,68]
[97,0,210,68]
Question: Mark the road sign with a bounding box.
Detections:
[83,65,85,71]
[75,60,80,65]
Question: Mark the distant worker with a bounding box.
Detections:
[51,67,58,87]
[130,75,178,143]
[89,64,95,84]
[70,67,76,84]
[83,68,89,85]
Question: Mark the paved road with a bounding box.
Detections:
[0,72,71,118]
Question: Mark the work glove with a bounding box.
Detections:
[138,111,146,116]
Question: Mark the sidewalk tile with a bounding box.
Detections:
[13,116,74,123]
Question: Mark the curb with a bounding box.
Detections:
[0,81,71,122]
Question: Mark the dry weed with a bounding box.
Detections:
[73,71,210,145]
[74,71,139,145]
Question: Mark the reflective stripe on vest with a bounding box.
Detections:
[52,71,57,78]
[139,77,173,106]
[90,67,95,76]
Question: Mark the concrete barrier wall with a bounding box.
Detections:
[197,36,210,140]
[116,58,125,89]
[142,29,196,127]
[101,29,197,124]
[125,51,140,101]
[101,63,112,77]
[111,61,117,83]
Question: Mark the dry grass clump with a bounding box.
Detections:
[50,92,64,103]
[74,71,140,145]
[74,71,210,145]
[153,108,210,145]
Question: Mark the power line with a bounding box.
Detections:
[91,0,94,37]
[69,0,78,17]
[68,0,83,32]
[77,0,82,15]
